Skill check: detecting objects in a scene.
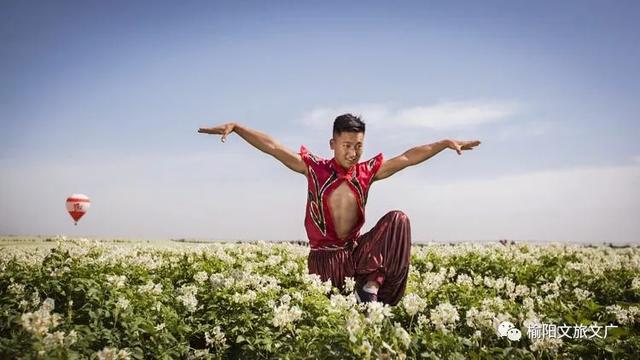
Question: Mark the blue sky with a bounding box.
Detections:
[1,1,639,243]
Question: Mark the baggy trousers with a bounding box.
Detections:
[307,210,412,306]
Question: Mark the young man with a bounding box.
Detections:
[198,114,480,305]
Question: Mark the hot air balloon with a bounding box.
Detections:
[66,194,91,225]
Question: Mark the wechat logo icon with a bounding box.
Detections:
[498,321,522,341]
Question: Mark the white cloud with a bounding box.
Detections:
[494,120,553,140]
[301,100,519,130]
[3,149,638,244]
[393,101,518,129]
[0,151,306,241]
[301,103,392,128]
[366,163,640,244]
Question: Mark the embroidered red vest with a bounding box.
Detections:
[299,146,383,250]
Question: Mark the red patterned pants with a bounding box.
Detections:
[307,210,412,305]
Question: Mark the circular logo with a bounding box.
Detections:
[498,321,522,341]
[497,321,515,337]
[507,328,522,341]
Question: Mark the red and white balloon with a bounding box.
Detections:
[66,194,91,225]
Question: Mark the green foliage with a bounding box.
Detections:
[1,239,639,359]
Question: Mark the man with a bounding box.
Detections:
[198,114,480,305]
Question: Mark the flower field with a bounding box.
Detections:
[1,238,639,359]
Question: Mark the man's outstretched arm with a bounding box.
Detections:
[373,139,481,181]
[198,122,307,175]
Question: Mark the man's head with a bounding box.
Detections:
[330,114,365,169]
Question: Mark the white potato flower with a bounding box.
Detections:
[282,260,299,275]
[455,274,473,287]
[417,314,429,328]
[330,294,357,313]
[360,340,373,356]
[530,337,563,354]
[422,270,447,292]
[394,322,411,347]
[430,303,459,332]
[402,293,427,316]
[138,280,163,295]
[346,310,362,343]
[42,298,55,312]
[280,294,292,306]
[194,271,209,284]
[344,277,356,293]
[116,297,130,311]
[607,305,639,325]
[366,301,393,324]
[66,329,78,345]
[177,284,199,312]
[106,275,127,288]
[272,304,303,328]
[291,291,304,302]
[573,288,593,302]
[8,283,25,296]
[20,299,62,337]
[265,255,282,266]
[205,326,227,348]
[96,347,130,360]
[303,274,333,294]
[42,330,65,348]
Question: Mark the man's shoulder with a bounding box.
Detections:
[300,146,328,164]
[302,151,334,171]
[357,153,384,171]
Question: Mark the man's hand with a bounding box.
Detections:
[198,123,236,143]
[446,139,481,155]
[374,138,481,181]
[197,122,308,175]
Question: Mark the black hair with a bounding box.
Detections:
[333,113,365,136]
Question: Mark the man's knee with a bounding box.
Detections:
[383,211,411,247]
[385,210,410,225]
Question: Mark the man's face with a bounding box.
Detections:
[330,131,365,169]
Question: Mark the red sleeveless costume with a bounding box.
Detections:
[299,146,412,306]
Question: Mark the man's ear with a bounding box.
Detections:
[329,138,335,150]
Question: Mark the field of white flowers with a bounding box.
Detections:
[1,237,639,359]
